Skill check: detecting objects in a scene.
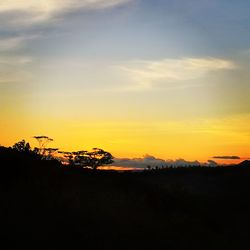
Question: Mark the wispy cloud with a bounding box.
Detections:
[119,57,236,89]
[0,0,133,26]
[213,156,241,160]
[0,1,133,82]
[0,55,32,65]
[0,55,32,84]
[0,35,38,51]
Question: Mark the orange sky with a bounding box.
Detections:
[1,115,249,164]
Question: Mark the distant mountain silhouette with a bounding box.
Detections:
[238,160,250,167]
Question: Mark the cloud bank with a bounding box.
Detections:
[112,155,217,169]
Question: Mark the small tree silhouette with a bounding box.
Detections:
[43,148,59,160]
[58,151,75,165]
[33,136,53,156]
[12,140,31,153]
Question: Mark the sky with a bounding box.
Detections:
[1,0,250,166]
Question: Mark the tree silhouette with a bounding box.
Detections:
[85,148,114,170]
[33,136,53,156]
[58,151,75,165]
[43,148,59,160]
[72,150,89,167]
[59,148,114,169]
[12,140,31,153]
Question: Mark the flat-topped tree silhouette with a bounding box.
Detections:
[33,136,53,156]
[86,148,114,170]
[59,148,114,169]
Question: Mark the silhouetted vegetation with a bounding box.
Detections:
[59,148,114,169]
[1,140,250,249]
[12,139,31,153]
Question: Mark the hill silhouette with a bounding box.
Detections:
[238,160,250,168]
[2,146,250,249]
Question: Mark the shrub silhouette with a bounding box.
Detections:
[12,139,31,153]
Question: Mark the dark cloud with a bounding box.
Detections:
[212,156,240,160]
[112,155,214,169]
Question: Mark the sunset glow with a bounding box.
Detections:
[1,0,250,166]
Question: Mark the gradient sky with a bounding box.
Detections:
[1,0,250,164]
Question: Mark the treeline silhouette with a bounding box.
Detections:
[10,137,114,170]
[1,138,250,249]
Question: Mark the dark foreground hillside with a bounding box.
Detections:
[1,147,250,249]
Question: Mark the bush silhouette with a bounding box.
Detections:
[12,139,31,153]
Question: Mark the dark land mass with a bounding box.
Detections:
[1,146,250,249]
